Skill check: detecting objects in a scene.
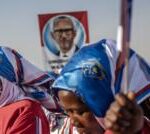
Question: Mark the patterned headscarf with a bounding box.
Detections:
[53,39,150,117]
[0,76,31,107]
[0,46,59,110]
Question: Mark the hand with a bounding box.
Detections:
[72,112,104,134]
[104,91,144,134]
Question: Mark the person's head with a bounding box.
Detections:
[53,39,114,116]
[52,39,116,132]
[58,90,104,134]
[51,16,76,54]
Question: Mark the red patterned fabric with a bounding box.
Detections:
[0,99,50,134]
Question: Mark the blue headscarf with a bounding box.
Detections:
[52,39,114,117]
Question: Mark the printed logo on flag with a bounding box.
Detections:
[81,59,106,80]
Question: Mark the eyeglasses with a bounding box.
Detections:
[54,28,74,36]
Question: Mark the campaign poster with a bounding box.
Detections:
[38,11,89,73]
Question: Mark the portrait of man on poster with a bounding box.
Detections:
[51,16,79,59]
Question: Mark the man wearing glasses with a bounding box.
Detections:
[51,16,79,59]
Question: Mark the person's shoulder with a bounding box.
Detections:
[0,99,39,113]
[12,99,40,109]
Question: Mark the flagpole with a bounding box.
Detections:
[117,0,133,93]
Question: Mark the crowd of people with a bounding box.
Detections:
[0,38,149,134]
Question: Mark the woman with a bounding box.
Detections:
[0,46,61,133]
[52,39,150,134]
[0,46,59,111]
[0,76,50,133]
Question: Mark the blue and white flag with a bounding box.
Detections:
[53,39,150,117]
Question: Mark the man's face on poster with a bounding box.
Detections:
[51,17,76,54]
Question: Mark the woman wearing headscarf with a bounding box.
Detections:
[0,46,59,111]
[52,39,150,134]
[0,46,60,133]
[0,76,50,133]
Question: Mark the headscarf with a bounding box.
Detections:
[0,76,31,107]
[0,46,59,110]
[52,39,150,117]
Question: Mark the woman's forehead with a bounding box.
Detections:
[58,90,85,109]
[58,90,79,102]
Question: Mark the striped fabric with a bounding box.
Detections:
[0,46,59,111]
[36,116,42,134]
[0,99,50,134]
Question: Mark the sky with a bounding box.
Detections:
[0,0,149,70]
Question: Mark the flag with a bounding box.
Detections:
[116,0,133,92]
